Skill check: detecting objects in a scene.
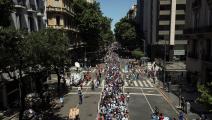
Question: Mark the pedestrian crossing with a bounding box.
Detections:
[125,80,154,88]
[81,80,103,87]
[79,79,154,88]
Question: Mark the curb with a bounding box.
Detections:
[156,86,189,120]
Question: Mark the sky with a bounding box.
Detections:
[96,0,137,31]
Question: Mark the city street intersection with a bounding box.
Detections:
[54,61,178,120]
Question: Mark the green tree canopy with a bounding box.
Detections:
[114,17,140,51]
[73,0,114,52]
[0,28,29,70]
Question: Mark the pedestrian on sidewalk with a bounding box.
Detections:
[60,95,64,107]
[181,97,185,111]
[78,90,83,104]
[126,92,130,103]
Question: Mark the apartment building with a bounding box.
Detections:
[46,0,76,31]
[11,0,45,32]
[127,4,138,20]
[185,0,212,85]
[138,0,187,61]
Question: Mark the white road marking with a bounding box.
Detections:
[101,80,104,86]
[138,81,143,87]
[140,88,154,113]
[124,87,154,89]
[87,81,91,86]
[125,81,128,86]
[143,81,149,87]
[72,87,103,89]
[129,93,162,96]
[67,92,101,95]
[147,80,154,87]
[134,81,138,87]
[83,82,86,86]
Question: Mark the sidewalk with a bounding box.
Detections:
[154,79,212,120]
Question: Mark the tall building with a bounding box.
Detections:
[11,0,45,32]
[185,0,212,85]
[46,0,76,31]
[127,4,138,20]
[138,0,187,61]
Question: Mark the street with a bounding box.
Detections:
[54,57,179,120]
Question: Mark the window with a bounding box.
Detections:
[176,4,186,10]
[176,15,185,20]
[56,16,60,26]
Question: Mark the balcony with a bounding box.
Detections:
[14,0,25,9]
[48,25,78,32]
[27,4,37,12]
[188,52,198,59]
[46,6,75,16]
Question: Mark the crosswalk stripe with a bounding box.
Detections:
[134,81,138,87]
[87,81,91,86]
[125,81,128,86]
[143,81,149,87]
[101,80,104,86]
[138,81,143,87]
[147,80,154,87]
[83,82,86,86]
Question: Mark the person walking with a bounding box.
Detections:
[126,92,130,103]
[78,90,83,104]
[60,95,64,107]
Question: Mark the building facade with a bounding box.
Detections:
[11,0,45,32]
[185,0,212,85]
[127,4,138,20]
[46,0,76,31]
[138,0,187,61]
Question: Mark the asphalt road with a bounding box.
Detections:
[54,59,178,120]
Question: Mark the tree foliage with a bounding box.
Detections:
[114,17,140,51]
[197,82,212,110]
[0,0,14,27]
[73,0,113,51]
[27,29,69,68]
[0,28,29,69]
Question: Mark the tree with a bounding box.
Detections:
[0,28,29,70]
[197,82,212,111]
[27,28,69,93]
[0,28,30,119]
[73,0,114,54]
[0,0,14,27]
[114,17,140,51]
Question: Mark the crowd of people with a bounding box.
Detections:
[98,50,129,120]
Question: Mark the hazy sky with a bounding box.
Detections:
[96,0,137,31]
